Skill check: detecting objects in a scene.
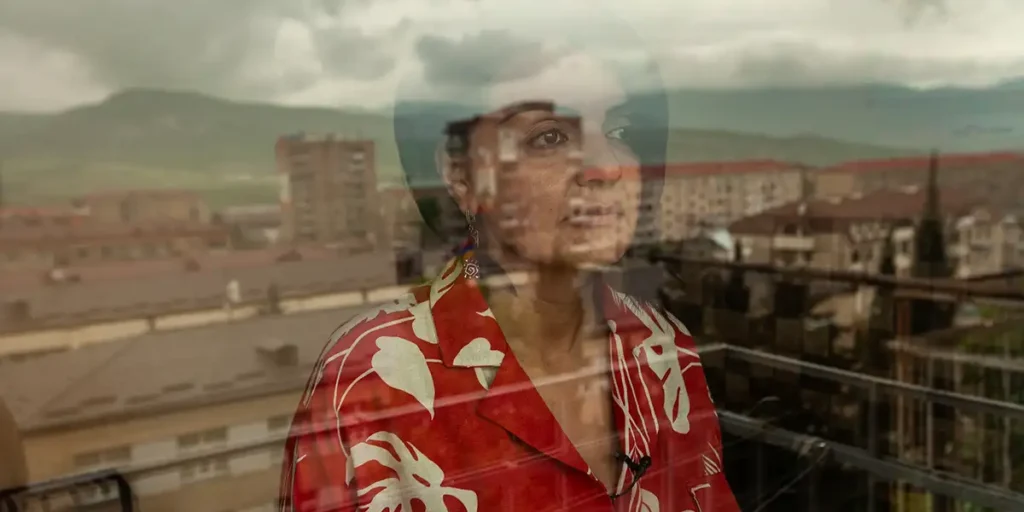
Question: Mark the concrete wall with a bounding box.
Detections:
[23,393,297,482]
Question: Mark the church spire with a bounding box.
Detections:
[879,224,896,277]
[923,149,940,223]
[912,149,950,279]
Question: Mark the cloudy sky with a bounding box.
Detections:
[2,0,1023,112]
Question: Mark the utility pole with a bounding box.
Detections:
[0,160,5,210]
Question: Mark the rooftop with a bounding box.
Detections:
[730,187,977,235]
[0,303,378,433]
[663,160,799,177]
[0,249,397,329]
[821,152,1024,174]
[74,189,203,201]
[0,221,228,247]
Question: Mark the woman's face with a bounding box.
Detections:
[454,53,642,268]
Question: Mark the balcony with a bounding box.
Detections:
[6,346,1024,512]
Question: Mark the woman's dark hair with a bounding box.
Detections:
[392,15,669,260]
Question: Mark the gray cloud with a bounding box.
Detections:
[0,0,399,100]
[718,40,1023,87]
[886,0,950,24]
[313,20,407,81]
[415,30,564,88]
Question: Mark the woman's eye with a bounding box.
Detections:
[527,128,569,150]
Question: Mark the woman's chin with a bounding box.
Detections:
[557,242,626,268]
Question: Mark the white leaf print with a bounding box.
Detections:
[409,301,437,344]
[303,295,417,406]
[613,291,694,434]
[453,338,504,367]
[630,487,660,512]
[372,336,436,417]
[335,295,418,341]
[454,338,503,391]
[351,431,478,512]
[474,367,498,390]
[430,258,462,304]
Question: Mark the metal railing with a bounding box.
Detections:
[5,342,1024,511]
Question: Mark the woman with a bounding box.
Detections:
[280,13,739,512]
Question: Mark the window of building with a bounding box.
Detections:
[73,445,131,469]
[180,456,230,484]
[178,426,228,451]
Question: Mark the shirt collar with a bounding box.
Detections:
[427,257,506,369]
[424,255,668,479]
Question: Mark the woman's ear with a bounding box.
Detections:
[436,139,477,215]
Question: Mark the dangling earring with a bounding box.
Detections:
[463,211,480,279]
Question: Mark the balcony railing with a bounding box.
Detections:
[5,342,1024,511]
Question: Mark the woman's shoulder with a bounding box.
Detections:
[298,284,433,407]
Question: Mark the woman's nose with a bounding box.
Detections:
[575,165,622,186]
[576,137,622,186]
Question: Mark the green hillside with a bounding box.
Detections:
[0,88,920,207]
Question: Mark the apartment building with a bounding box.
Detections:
[275,135,382,250]
[0,305,375,512]
[0,222,231,272]
[814,152,1024,214]
[72,189,211,226]
[951,207,1024,278]
[0,207,88,230]
[728,187,1024,280]
[659,160,806,242]
[220,204,282,249]
[0,191,226,273]
[0,248,397,357]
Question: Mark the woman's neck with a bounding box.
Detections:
[481,245,596,370]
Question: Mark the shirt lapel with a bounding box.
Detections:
[428,257,591,475]
[601,286,665,493]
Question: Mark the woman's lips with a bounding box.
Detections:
[562,204,625,226]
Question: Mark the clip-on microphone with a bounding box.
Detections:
[609,452,652,499]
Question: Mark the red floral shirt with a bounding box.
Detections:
[280,258,740,512]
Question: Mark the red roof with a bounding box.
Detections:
[663,160,797,177]
[0,245,339,293]
[822,152,1024,174]
[75,188,202,201]
[730,187,978,235]
[0,207,81,218]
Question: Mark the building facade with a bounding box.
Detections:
[659,160,806,242]
[730,187,1024,287]
[72,190,211,226]
[0,223,231,271]
[0,194,229,273]
[813,152,1024,215]
[275,135,381,250]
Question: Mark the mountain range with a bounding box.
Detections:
[2,82,1023,206]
